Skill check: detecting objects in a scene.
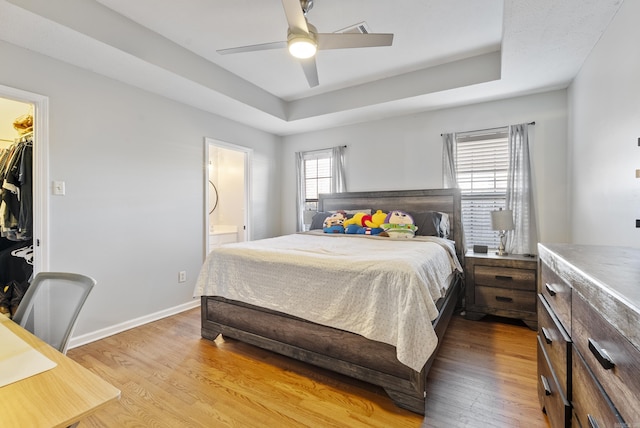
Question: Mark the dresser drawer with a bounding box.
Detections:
[474,265,536,291]
[572,293,640,424]
[540,262,572,336]
[571,347,625,428]
[538,294,571,398]
[475,286,536,313]
[537,336,570,428]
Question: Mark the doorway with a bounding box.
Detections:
[0,85,49,275]
[204,138,252,257]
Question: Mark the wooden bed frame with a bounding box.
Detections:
[200,188,464,414]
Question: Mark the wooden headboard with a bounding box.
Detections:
[318,188,464,264]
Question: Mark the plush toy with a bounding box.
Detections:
[364,210,387,228]
[381,210,418,238]
[345,210,387,235]
[344,212,368,234]
[322,211,346,233]
[356,226,385,235]
[342,212,367,228]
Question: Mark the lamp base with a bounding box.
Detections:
[496,231,508,256]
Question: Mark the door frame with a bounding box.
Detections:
[203,137,252,258]
[0,84,50,274]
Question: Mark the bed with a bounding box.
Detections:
[195,188,464,414]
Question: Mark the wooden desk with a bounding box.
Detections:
[0,316,120,428]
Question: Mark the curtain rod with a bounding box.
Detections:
[440,121,535,136]
[301,145,347,155]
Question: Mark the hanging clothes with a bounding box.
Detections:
[0,115,35,316]
[0,133,33,241]
[0,239,33,316]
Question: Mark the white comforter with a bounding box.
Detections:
[194,232,462,371]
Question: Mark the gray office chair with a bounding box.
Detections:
[12,272,96,355]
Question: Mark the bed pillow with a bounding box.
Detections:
[411,211,442,237]
[438,212,450,239]
[310,211,333,230]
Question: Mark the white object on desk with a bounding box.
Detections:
[0,322,56,387]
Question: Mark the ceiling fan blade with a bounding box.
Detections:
[281,0,309,34]
[300,57,319,87]
[317,33,394,50]
[217,41,287,55]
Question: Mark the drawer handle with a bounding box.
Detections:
[495,275,513,281]
[541,327,552,344]
[588,338,615,370]
[545,283,557,296]
[540,375,552,396]
[495,296,513,303]
[587,414,600,428]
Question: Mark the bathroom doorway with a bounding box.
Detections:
[204,138,252,256]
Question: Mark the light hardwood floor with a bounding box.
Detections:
[67,308,549,427]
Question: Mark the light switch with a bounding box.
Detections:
[53,181,65,195]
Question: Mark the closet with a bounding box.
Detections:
[0,102,34,317]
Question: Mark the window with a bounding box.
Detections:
[455,128,509,249]
[303,150,332,214]
[296,146,346,231]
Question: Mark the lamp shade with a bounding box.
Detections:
[491,209,514,231]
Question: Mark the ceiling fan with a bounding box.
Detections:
[216,0,394,87]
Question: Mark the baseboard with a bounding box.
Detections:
[68,299,201,350]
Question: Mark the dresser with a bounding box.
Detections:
[537,244,640,428]
[464,251,538,330]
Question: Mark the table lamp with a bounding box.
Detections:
[491,208,514,256]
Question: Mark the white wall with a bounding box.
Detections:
[568,0,640,247]
[0,40,282,338]
[281,90,570,247]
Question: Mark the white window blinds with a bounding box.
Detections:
[455,129,509,249]
[303,150,332,212]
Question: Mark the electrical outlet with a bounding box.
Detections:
[178,271,187,283]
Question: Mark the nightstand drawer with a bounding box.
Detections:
[572,347,625,428]
[572,293,640,425]
[538,294,571,398]
[474,265,536,291]
[540,262,572,336]
[475,286,536,313]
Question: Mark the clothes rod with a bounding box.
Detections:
[440,121,535,136]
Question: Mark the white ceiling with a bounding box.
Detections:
[0,0,624,135]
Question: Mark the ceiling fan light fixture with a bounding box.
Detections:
[288,36,317,59]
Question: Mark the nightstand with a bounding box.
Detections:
[464,250,538,330]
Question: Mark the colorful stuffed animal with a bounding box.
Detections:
[381,210,418,238]
[342,212,367,228]
[364,210,387,228]
[322,211,347,233]
[345,210,387,235]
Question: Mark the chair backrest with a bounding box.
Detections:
[12,272,96,354]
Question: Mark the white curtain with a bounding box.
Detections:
[505,123,538,254]
[442,133,457,188]
[331,145,347,193]
[295,151,305,232]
